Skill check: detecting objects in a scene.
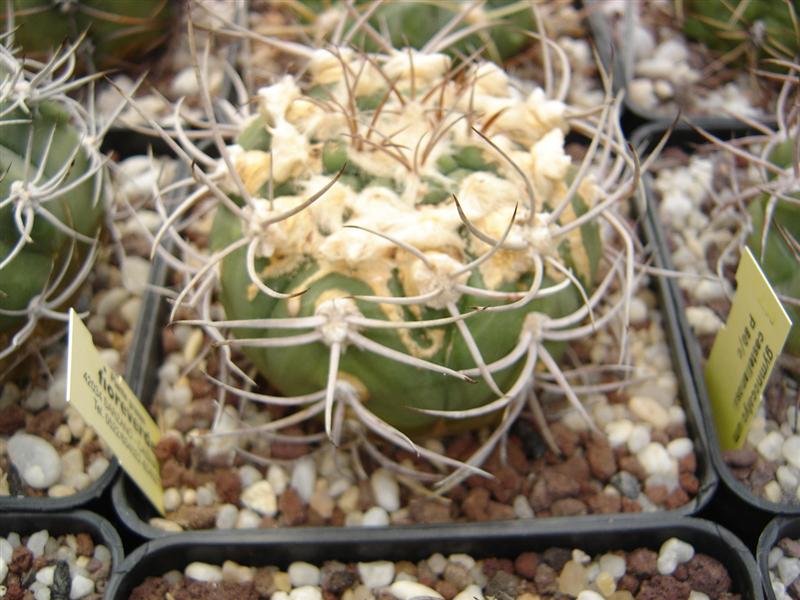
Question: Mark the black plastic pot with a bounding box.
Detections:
[758,516,800,600]
[0,509,123,573]
[106,515,760,599]
[632,121,800,544]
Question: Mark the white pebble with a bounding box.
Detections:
[24,389,49,412]
[778,557,800,585]
[26,530,49,558]
[0,539,12,562]
[121,256,151,295]
[782,436,800,470]
[689,592,710,600]
[777,466,799,493]
[657,538,694,574]
[267,464,289,495]
[236,509,261,529]
[577,592,604,600]
[628,78,657,110]
[758,431,785,462]
[54,425,72,444]
[186,562,223,583]
[627,425,651,454]
[67,413,85,439]
[47,374,68,410]
[358,560,395,589]
[289,562,320,587]
[36,565,55,586]
[428,553,447,575]
[163,488,181,512]
[667,438,693,460]
[764,481,784,503]
[629,396,670,429]
[69,574,94,599]
[638,443,675,477]
[196,485,216,507]
[388,580,443,600]
[370,468,400,512]
[34,587,50,600]
[448,554,476,570]
[8,433,62,489]
[598,554,626,580]
[239,465,262,488]
[289,586,322,600]
[513,494,534,519]
[215,504,239,529]
[453,584,484,600]
[606,420,633,448]
[241,481,277,516]
[0,557,7,583]
[686,306,723,336]
[362,506,390,526]
[291,457,316,502]
[94,545,111,565]
[628,296,648,324]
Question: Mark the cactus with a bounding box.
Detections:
[2,0,174,70]
[745,138,800,356]
[0,32,108,366]
[292,0,534,64]
[680,0,800,65]
[136,33,639,483]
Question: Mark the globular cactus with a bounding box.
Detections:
[292,0,534,64]
[2,0,174,70]
[139,33,639,483]
[745,137,800,356]
[680,0,800,65]
[0,33,108,367]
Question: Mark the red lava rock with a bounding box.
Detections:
[514,552,540,579]
[486,501,516,521]
[554,453,591,483]
[663,487,690,510]
[174,581,258,600]
[621,497,643,512]
[161,327,181,353]
[618,456,647,481]
[644,484,668,505]
[442,563,471,590]
[26,408,62,436]
[3,581,25,600]
[550,498,587,516]
[154,436,183,462]
[528,478,550,512]
[627,548,658,577]
[75,533,94,557]
[160,458,185,488]
[542,469,581,499]
[462,487,492,521]
[214,469,242,504]
[408,498,452,524]
[416,560,438,587]
[269,439,311,460]
[550,422,580,456]
[0,404,26,435]
[586,436,617,481]
[487,465,522,503]
[321,561,356,595]
[435,579,458,600]
[9,546,32,574]
[446,433,479,461]
[534,563,558,594]
[723,447,757,468]
[168,506,217,530]
[617,573,639,594]
[679,472,700,495]
[749,459,778,490]
[635,574,690,600]
[482,557,515,577]
[130,576,172,600]
[678,452,697,474]
[685,554,732,596]
[505,436,530,473]
[278,488,307,526]
[586,492,622,514]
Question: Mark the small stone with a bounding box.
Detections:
[121,256,151,295]
[0,557,7,582]
[758,431,785,462]
[8,433,62,489]
[87,457,110,482]
[26,530,49,558]
[388,580,443,600]
[558,560,587,596]
[370,469,400,513]
[289,561,320,587]
[637,443,675,477]
[291,457,316,502]
[605,420,633,448]
[222,560,252,583]
[290,586,322,600]
[149,518,183,532]
[599,554,626,580]
[358,561,395,589]
[215,504,239,529]
[241,480,277,516]
[163,488,181,512]
[69,574,94,599]
[186,562,223,582]
[428,554,447,575]
[778,556,800,585]
[596,571,616,596]
[239,465,262,488]
[362,506,390,526]
[777,466,800,493]
[657,538,694,575]
[764,481,783,503]
[453,584,483,600]
[576,592,604,600]
[627,425,650,454]
[235,509,261,529]
[782,436,800,470]
[667,438,693,459]
[629,397,670,429]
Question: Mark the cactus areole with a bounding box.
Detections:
[205,48,607,434]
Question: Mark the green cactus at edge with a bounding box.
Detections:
[681,0,800,64]
[746,138,800,356]
[0,37,105,366]
[2,0,174,69]
[203,54,605,435]
[295,0,534,64]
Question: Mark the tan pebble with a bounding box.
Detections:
[222,560,253,583]
[607,592,634,600]
[309,481,334,519]
[54,425,72,444]
[48,485,76,498]
[596,571,616,596]
[337,485,360,513]
[516,594,540,600]
[183,329,205,363]
[388,581,442,600]
[149,518,183,532]
[273,571,291,592]
[558,560,587,597]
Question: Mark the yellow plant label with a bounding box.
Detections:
[66,309,164,515]
[704,248,792,450]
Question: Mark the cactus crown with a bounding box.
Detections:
[0,31,109,368]
[137,14,640,484]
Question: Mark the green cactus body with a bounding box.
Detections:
[205,51,603,434]
[0,45,105,362]
[297,0,534,64]
[4,0,173,69]
[746,139,800,356]
[681,0,800,63]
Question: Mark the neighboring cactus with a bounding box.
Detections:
[745,138,800,356]
[2,0,174,69]
[680,0,800,65]
[0,33,108,366]
[293,0,534,64]
[137,35,639,483]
